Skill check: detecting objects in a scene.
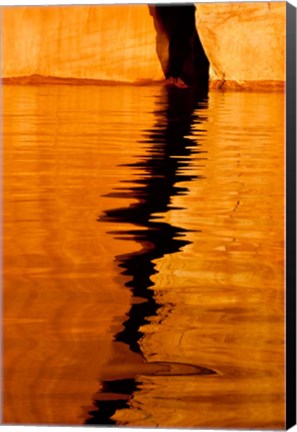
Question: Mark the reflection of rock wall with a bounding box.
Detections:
[1,5,164,82]
[195,2,286,88]
[2,3,286,88]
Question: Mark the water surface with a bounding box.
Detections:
[3,84,285,428]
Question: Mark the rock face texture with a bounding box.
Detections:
[1,5,164,83]
[195,2,286,88]
[1,2,286,88]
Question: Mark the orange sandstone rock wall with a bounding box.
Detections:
[1,5,164,82]
[195,2,286,87]
[1,3,286,87]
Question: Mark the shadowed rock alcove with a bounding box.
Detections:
[149,4,210,86]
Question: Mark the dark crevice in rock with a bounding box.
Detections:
[149,4,210,87]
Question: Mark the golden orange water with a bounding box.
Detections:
[2,84,285,428]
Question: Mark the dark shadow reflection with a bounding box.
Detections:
[85,85,211,426]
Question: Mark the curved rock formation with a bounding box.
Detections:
[1,2,286,89]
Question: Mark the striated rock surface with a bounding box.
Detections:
[1,5,164,83]
[1,3,286,88]
[195,2,286,88]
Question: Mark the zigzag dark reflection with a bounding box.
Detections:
[85,86,209,426]
[102,87,208,354]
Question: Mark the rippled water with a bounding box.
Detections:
[3,84,285,429]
